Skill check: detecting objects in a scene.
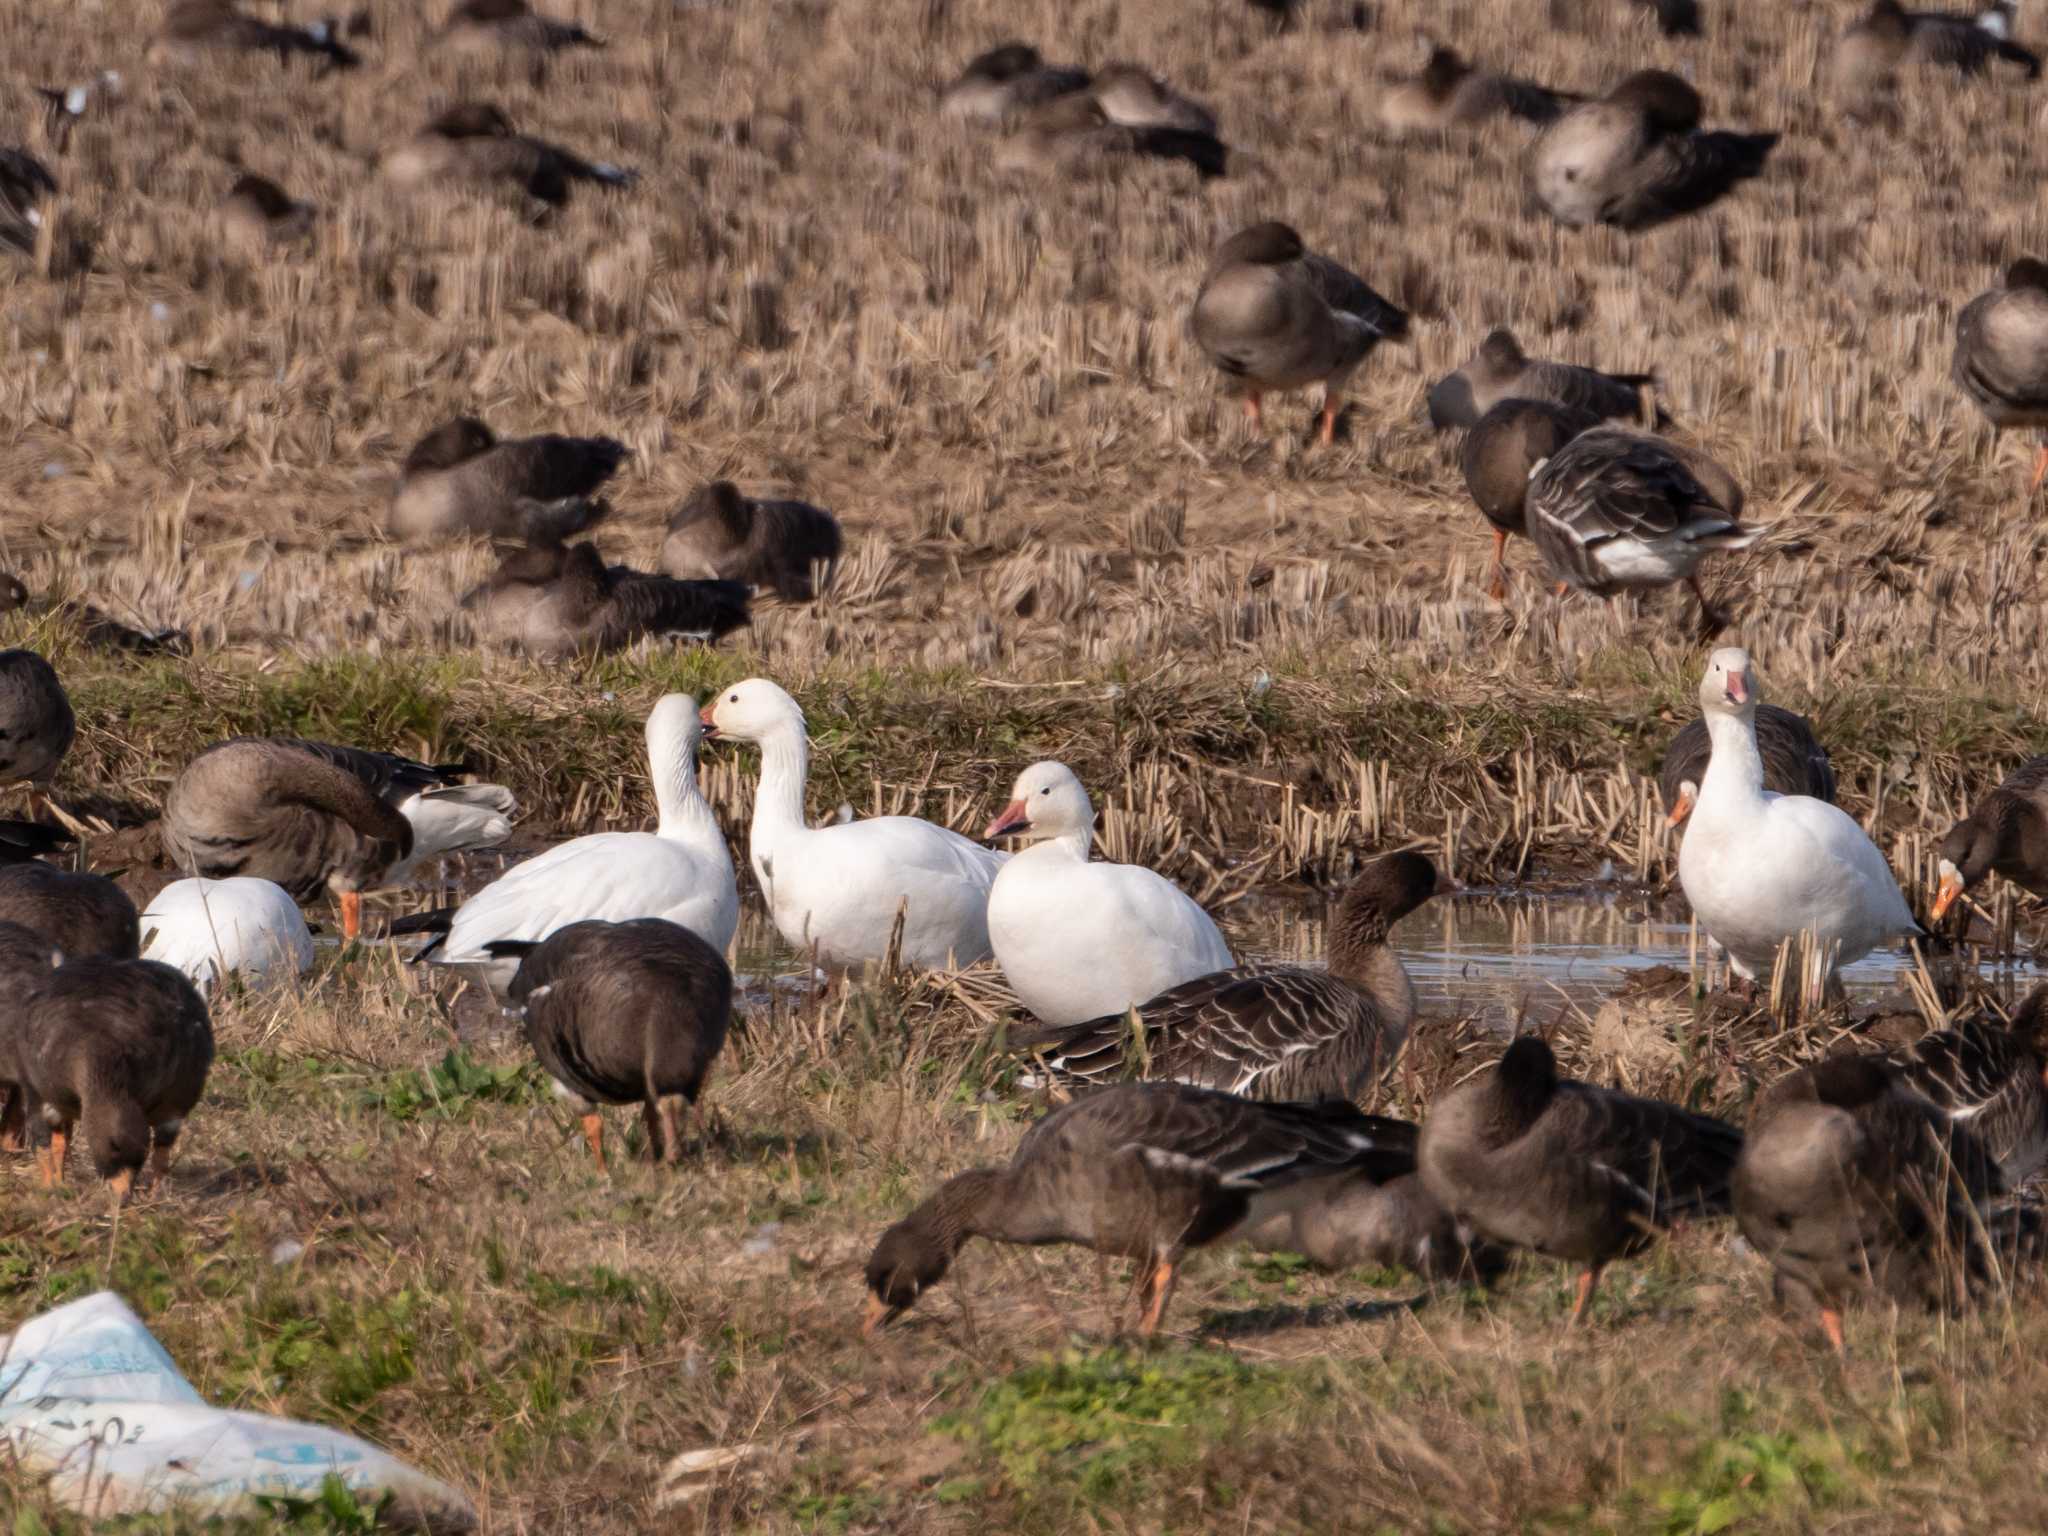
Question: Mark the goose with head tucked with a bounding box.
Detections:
[700,679,1004,970]
[984,762,1232,1026]
[1659,703,1834,829]
[660,481,843,602]
[1678,648,1920,988]
[140,877,315,997]
[1953,260,2048,499]
[389,414,627,544]
[1379,46,1582,134]
[1934,755,2048,921]
[939,43,1090,121]
[381,102,636,210]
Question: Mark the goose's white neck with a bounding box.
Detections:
[1028,825,1093,861]
[1697,708,1765,811]
[747,719,812,849]
[651,731,719,843]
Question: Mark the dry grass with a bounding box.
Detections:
[8,0,2048,1530]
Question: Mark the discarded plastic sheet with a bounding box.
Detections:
[0,1291,474,1530]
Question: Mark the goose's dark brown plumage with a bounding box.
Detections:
[0,649,75,791]
[389,415,628,543]
[864,1083,1434,1337]
[381,103,636,210]
[1835,0,2040,102]
[155,0,360,68]
[1014,852,1439,1103]
[1889,986,2048,1187]
[0,821,72,863]
[1459,399,1603,599]
[1418,1036,1743,1322]
[15,957,214,1198]
[461,540,752,657]
[442,0,604,51]
[1379,47,1582,134]
[1,148,56,255]
[0,918,64,1153]
[221,174,315,251]
[1427,328,1662,432]
[660,481,844,601]
[1934,756,2048,918]
[489,918,732,1168]
[0,863,139,961]
[1658,703,1835,827]
[995,91,1227,180]
[939,43,1090,121]
[1953,260,2048,496]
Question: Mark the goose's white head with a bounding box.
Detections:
[984,760,1094,842]
[645,693,705,764]
[1698,646,1759,718]
[700,677,805,743]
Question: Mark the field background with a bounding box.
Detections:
[7,0,2048,1528]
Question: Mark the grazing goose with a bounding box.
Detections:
[1426,327,1662,432]
[940,43,1090,121]
[153,0,361,68]
[0,577,187,656]
[0,651,75,806]
[1890,987,2048,1186]
[995,92,1227,179]
[219,174,315,251]
[985,762,1233,1026]
[381,102,636,209]
[1191,222,1410,445]
[1952,260,2048,496]
[140,878,315,997]
[1,148,56,255]
[1678,648,1920,986]
[459,540,751,657]
[0,821,72,863]
[0,863,138,960]
[1658,703,1835,828]
[1532,70,1777,231]
[395,696,738,997]
[0,919,65,1153]
[1459,399,1603,600]
[1734,1052,2023,1353]
[702,679,1005,970]
[15,957,213,1198]
[1417,1035,1743,1322]
[1013,850,1437,1100]
[1379,47,1581,133]
[388,416,626,544]
[489,918,731,1169]
[1526,427,1760,628]
[1934,756,2048,919]
[441,0,604,51]
[865,1083,1427,1337]
[660,482,844,601]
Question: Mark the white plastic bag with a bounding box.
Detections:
[0,1291,474,1529]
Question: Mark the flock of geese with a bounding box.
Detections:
[0,641,2047,1350]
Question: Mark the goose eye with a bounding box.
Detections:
[1040,786,1051,795]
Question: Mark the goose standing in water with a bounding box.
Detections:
[1933,756,2048,919]
[985,762,1232,1025]
[1191,222,1410,445]
[141,877,315,996]
[388,415,627,544]
[1658,703,1835,828]
[1459,399,1602,600]
[1014,850,1436,1100]
[0,649,75,817]
[661,482,843,601]
[1426,327,1662,432]
[1953,259,2048,497]
[1678,649,1919,988]
[396,696,736,997]
[701,679,1004,970]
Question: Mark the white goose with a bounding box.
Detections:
[1678,647,1919,985]
[984,761,1234,1025]
[408,694,738,995]
[141,877,314,995]
[700,678,1004,970]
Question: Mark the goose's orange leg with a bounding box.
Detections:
[1487,529,1511,601]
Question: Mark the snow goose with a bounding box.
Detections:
[380,103,636,214]
[0,920,64,1152]
[1417,1035,1742,1323]
[1459,398,1602,601]
[487,918,731,1168]
[1658,702,1834,829]
[1934,755,2048,919]
[939,43,1089,121]
[863,1083,1426,1337]
[1379,47,1581,135]
[388,413,627,544]
[984,761,1232,1025]
[1953,260,2048,499]
[661,481,843,602]
[398,695,737,996]
[0,650,75,809]
[1191,221,1410,445]
[16,957,213,1198]
[700,678,1003,970]
[1532,70,1776,231]
[141,877,314,996]
[1679,648,1920,985]
[1427,327,1661,432]
[1526,426,1760,629]
[0,862,138,959]
[1014,850,1436,1099]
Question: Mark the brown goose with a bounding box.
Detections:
[1933,756,2048,918]
[0,919,64,1153]
[660,481,844,601]
[1191,222,1410,445]
[0,650,75,805]
[381,102,636,210]
[939,43,1090,121]
[1733,1052,2026,1353]
[1459,398,1603,600]
[1526,426,1760,629]
[1889,986,2048,1187]
[1658,703,1835,827]
[15,957,213,1199]
[488,917,732,1168]
[1417,1035,1743,1322]
[1836,0,2040,94]
[153,0,360,68]
[0,821,72,863]
[1531,70,1777,231]
[1013,851,1440,1102]
[388,415,627,544]
[460,541,751,658]
[1088,63,1218,134]
[1,148,56,256]
[864,1083,1426,1337]
[1379,46,1582,133]
[220,174,315,251]
[0,576,188,656]
[1953,260,2048,495]
[0,863,138,960]
[1427,328,1662,432]
[995,91,1227,179]
[441,0,604,51]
